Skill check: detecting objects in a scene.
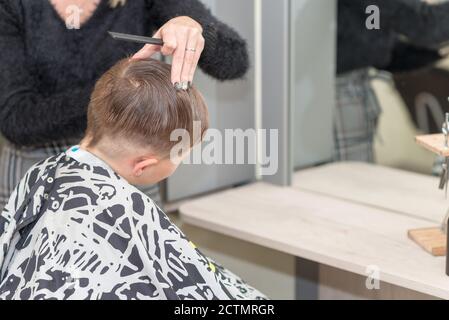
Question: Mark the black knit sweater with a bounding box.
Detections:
[0,0,249,147]
[338,0,449,75]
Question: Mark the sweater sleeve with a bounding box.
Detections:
[385,41,443,73]
[386,0,449,49]
[0,1,93,147]
[147,0,249,81]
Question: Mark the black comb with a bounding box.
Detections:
[108,31,164,46]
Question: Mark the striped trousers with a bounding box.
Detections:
[334,68,386,162]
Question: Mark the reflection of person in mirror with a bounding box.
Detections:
[335,0,449,162]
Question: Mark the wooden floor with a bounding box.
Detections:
[180,163,449,299]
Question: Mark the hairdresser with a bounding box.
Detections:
[0,0,249,208]
[335,0,449,162]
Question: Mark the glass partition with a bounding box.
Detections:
[165,0,257,201]
[291,0,336,169]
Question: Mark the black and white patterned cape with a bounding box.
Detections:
[0,146,266,300]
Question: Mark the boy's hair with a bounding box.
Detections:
[85,59,209,155]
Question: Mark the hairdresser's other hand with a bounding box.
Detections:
[132,16,205,86]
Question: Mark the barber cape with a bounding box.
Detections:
[0,146,266,300]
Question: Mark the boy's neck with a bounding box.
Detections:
[78,138,164,186]
[79,139,124,177]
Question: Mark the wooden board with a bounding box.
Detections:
[416,134,449,157]
[408,227,447,256]
[293,162,447,224]
[179,182,449,299]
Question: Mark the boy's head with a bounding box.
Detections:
[83,58,209,185]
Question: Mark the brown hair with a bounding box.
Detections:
[85,59,209,155]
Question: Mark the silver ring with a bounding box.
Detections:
[175,81,189,91]
[186,48,196,52]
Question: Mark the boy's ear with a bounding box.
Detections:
[133,157,159,177]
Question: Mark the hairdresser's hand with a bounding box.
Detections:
[132,16,205,86]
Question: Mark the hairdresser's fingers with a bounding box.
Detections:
[170,27,189,84]
[131,30,162,60]
[160,27,178,57]
[180,29,200,83]
[188,34,205,82]
[131,44,161,60]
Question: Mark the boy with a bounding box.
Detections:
[0,59,265,300]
